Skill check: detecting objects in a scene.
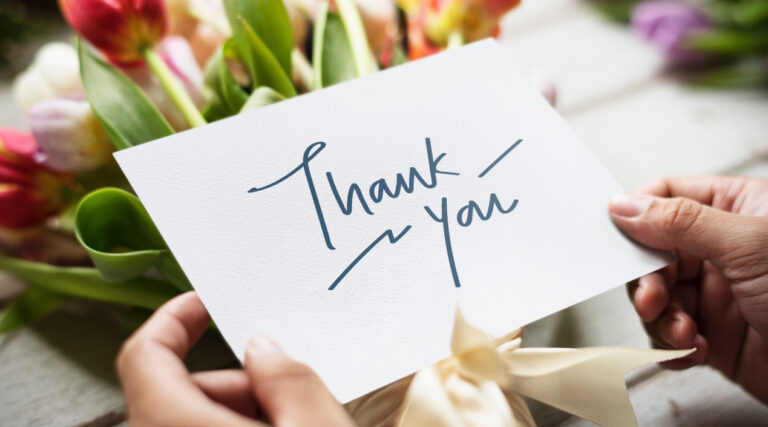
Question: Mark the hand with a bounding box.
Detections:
[116,292,355,426]
[608,176,768,404]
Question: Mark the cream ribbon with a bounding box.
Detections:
[346,308,693,427]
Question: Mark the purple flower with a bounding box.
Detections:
[632,0,712,66]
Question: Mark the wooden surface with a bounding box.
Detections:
[2,0,768,425]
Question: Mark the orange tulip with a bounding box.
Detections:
[59,0,167,65]
[397,0,520,59]
[0,129,73,229]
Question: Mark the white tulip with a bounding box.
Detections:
[29,96,113,172]
[13,42,81,113]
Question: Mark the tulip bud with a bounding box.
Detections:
[531,71,557,108]
[0,129,73,229]
[12,42,81,113]
[58,0,168,65]
[632,0,712,67]
[29,96,113,172]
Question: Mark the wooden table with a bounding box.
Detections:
[2,1,768,425]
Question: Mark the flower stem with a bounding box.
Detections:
[141,46,206,128]
[292,48,314,91]
[335,0,376,76]
[447,31,465,49]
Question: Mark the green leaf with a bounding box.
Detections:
[223,0,294,83]
[0,288,63,334]
[238,18,297,98]
[335,0,376,76]
[75,188,191,291]
[589,0,640,23]
[203,40,249,121]
[708,0,768,28]
[689,62,768,88]
[390,45,408,67]
[240,86,286,112]
[78,40,174,150]
[0,257,178,310]
[686,29,768,55]
[313,8,357,89]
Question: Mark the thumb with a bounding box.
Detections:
[243,336,354,427]
[609,193,762,266]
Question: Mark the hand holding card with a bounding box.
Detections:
[116,40,674,402]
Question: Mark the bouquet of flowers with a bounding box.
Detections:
[0,0,533,333]
[598,0,768,87]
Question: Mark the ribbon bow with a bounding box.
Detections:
[346,308,692,427]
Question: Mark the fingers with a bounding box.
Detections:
[647,307,708,369]
[193,370,258,418]
[117,292,210,400]
[117,292,258,427]
[609,193,757,266]
[244,336,355,427]
[633,176,748,206]
[633,271,669,322]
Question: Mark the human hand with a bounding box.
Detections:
[608,176,768,404]
[116,292,355,426]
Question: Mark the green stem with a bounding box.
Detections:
[334,0,375,76]
[292,48,314,91]
[142,47,207,128]
[0,256,178,310]
[447,31,465,49]
[312,1,330,91]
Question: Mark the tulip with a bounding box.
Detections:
[60,0,207,128]
[12,43,82,113]
[532,71,557,108]
[58,0,167,66]
[29,96,113,172]
[397,0,520,59]
[123,36,205,130]
[166,0,230,66]
[632,0,713,66]
[0,129,73,229]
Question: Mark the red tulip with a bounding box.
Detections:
[59,0,167,65]
[0,129,73,229]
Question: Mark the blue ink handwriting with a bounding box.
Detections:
[247,137,522,291]
[424,193,518,288]
[477,139,523,178]
[329,226,412,291]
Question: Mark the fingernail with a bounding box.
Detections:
[247,336,283,356]
[609,193,651,218]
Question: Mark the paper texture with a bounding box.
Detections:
[115,40,673,402]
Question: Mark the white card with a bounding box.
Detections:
[116,40,671,402]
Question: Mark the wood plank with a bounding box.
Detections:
[567,79,768,189]
[500,0,587,38]
[0,302,235,427]
[499,8,665,112]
